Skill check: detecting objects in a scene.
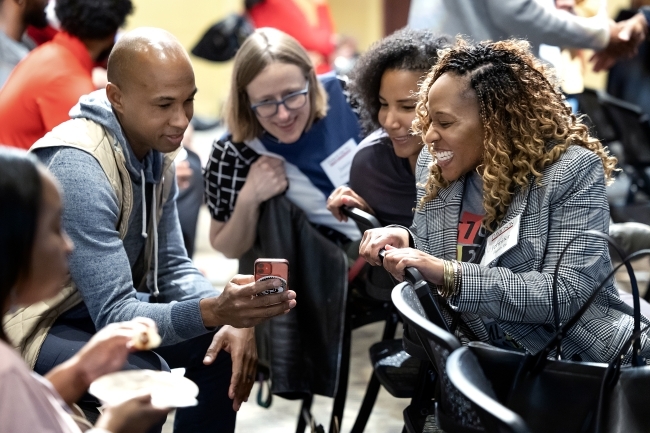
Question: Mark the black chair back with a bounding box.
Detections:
[599,91,650,168]
[575,88,618,144]
[392,282,484,432]
[447,348,531,433]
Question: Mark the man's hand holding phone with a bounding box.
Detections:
[254,259,289,296]
[198,273,296,329]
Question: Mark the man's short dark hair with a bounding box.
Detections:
[55,0,134,40]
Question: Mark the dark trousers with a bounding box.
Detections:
[34,303,236,433]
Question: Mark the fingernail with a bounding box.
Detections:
[287,291,296,300]
[203,356,211,363]
[289,300,297,308]
[272,279,281,287]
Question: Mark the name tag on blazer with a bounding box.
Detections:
[320,138,357,187]
[480,215,521,266]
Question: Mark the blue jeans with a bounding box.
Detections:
[35,303,236,433]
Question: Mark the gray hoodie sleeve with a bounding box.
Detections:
[35,147,214,346]
[154,163,221,304]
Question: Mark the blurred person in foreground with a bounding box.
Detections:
[0,146,169,433]
[360,38,650,362]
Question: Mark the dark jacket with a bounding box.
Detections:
[240,196,348,398]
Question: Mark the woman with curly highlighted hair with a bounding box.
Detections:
[327,28,449,227]
[360,39,650,363]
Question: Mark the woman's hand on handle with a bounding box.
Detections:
[326,186,373,222]
[359,227,410,266]
[381,245,444,285]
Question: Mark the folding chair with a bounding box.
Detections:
[392,281,484,433]
[446,348,531,433]
[575,88,619,146]
[598,91,650,204]
[338,206,420,433]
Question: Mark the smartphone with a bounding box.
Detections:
[254,258,289,296]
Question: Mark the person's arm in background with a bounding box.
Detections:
[592,6,650,71]
[305,0,336,60]
[486,0,610,50]
[247,0,335,71]
[205,141,287,259]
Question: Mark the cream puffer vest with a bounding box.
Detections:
[3,118,179,368]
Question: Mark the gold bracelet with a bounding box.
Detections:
[437,261,447,297]
[441,260,449,297]
[449,260,457,297]
[440,260,455,298]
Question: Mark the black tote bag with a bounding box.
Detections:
[468,230,650,433]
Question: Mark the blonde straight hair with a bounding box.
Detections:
[225,27,329,142]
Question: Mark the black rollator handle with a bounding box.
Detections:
[378,248,450,332]
[379,248,425,285]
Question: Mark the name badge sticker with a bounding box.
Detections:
[480,214,521,266]
[320,138,357,187]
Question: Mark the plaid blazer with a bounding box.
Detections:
[411,145,650,363]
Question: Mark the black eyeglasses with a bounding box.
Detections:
[250,82,310,118]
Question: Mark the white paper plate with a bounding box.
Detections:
[89,370,199,408]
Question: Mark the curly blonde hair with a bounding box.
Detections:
[412,39,617,229]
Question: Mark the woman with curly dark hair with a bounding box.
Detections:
[359,39,650,363]
[327,28,449,227]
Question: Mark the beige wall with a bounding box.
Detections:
[329,0,383,51]
[125,0,242,118]
[125,0,384,118]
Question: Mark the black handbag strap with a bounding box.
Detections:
[549,229,641,360]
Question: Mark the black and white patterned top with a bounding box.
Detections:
[203,139,257,222]
[410,145,650,363]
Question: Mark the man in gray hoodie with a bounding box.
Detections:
[24,28,297,432]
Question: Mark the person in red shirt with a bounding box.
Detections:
[247,0,335,74]
[0,0,132,150]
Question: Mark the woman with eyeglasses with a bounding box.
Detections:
[204,27,362,258]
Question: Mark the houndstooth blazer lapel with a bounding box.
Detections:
[416,175,465,261]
